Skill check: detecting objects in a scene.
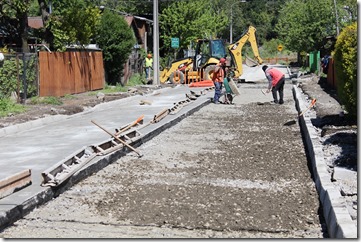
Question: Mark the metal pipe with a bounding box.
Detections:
[153,0,160,85]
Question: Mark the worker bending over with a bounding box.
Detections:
[262,65,285,104]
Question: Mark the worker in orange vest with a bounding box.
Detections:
[212,58,226,104]
[262,65,285,104]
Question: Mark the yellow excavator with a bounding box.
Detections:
[159,25,263,84]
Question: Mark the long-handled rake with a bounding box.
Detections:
[284,98,317,126]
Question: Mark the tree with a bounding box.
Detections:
[37,0,101,51]
[275,0,335,53]
[333,22,357,117]
[159,0,228,59]
[218,0,287,45]
[0,0,31,52]
[96,10,135,85]
[107,0,153,16]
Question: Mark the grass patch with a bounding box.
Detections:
[93,73,147,95]
[0,99,27,117]
[128,73,146,86]
[101,83,128,94]
[30,96,63,105]
[63,94,76,99]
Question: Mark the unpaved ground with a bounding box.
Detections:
[1,82,327,238]
[298,75,357,222]
[0,74,356,238]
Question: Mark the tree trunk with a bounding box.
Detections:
[38,0,53,48]
[18,11,30,53]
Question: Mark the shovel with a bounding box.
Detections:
[284,98,316,126]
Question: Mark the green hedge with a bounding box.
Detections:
[0,54,38,99]
[333,22,357,117]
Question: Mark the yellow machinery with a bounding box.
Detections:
[159,25,263,84]
[228,25,263,78]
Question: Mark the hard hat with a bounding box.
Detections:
[262,65,268,72]
[220,58,226,64]
[147,54,152,58]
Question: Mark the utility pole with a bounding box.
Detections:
[230,8,233,44]
[153,0,160,85]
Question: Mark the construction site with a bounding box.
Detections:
[0,64,357,238]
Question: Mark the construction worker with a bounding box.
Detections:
[262,65,285,104]
[145,53,153,82]
[212,57,226,104]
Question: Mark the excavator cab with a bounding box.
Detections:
[160,38,227,84]
[193,39,227,69]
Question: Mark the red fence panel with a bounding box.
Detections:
[39,51,105,97]
[327,58,337,90]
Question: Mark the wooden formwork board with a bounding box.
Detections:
[0,169,32,199]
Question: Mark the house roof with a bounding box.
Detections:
[28,17,43,29]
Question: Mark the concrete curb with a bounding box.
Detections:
[0,90,160,138]
[0,94,210,231]
[292,85,357,238]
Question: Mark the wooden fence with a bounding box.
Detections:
[326,58,337,90]
[38,51,105,97]
[262,57,297,65]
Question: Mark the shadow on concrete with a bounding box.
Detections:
[237,80,257,84]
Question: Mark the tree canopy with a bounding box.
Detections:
[95,9,135,84]
[38,0,101,51]
[0,0,31,52]
[333,22,357,117]
[276,0,336,53]
[159,0,229,57]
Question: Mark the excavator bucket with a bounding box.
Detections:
[245,55,259,67]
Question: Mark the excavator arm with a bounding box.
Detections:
[159,58,193,83]
[228,26,263,78]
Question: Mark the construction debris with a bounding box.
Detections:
[139,100,152,105]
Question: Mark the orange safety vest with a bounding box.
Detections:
[267,68,284,86]
[212,66,224,83]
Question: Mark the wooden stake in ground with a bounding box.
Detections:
[91,120,143,157]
